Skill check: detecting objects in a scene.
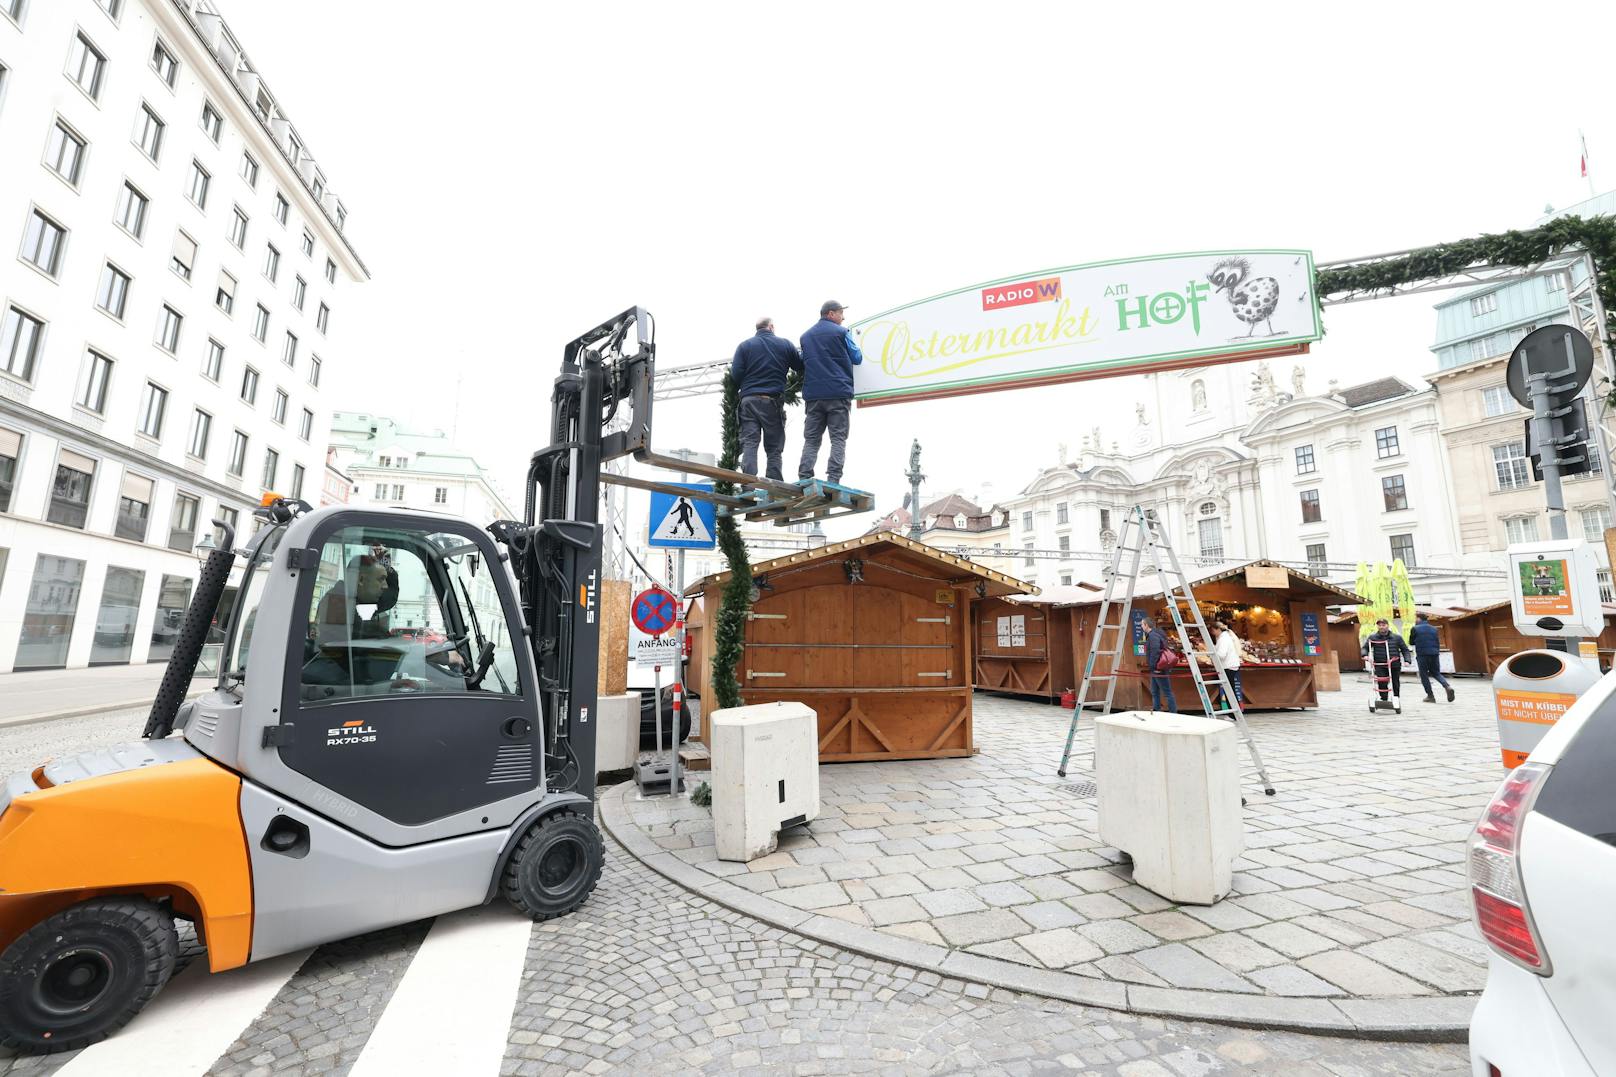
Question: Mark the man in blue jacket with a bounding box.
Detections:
[1409,611,1454,703]
[730,317,803,481]
[797,301,863,486]
[1142,614,1178,713]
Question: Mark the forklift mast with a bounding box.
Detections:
[504,307,655,800]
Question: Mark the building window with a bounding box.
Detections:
[315,303,330,335]
[134,103,164,161]
[1299,488,1321,523]
[240,366,258,405]
[137,381,167,439]
[116,181,149,238]
[274,193,289,226]
[1493,441,1531,490]
[188,407,210,459]
[1305,543,1327,576]
[1021,511,1033,531]
[390,483,404,500]
[96,263,130,319]
[252,304,269,342]
[1547,272,1567,294]
[66,32,107,99]
[228,431,248,476]
[76,350,112,412]
[0,428,16,512]
[262,448,279,490]
[21,209,67,277]
[1293,444,1316,474]
[272,388,287,424]
[282,331,297,367]
[186,160,210,209]
[299,408,313,441]
[291,464,306,499]
[433,486,447,504]
[1381,474,1408,512]
[373,483,387,500]
[1482,385,1514,417]
[308,355,321,387]
[150,38,178,86]
[263,243,280,282]
[240,151,258,188]
[1056,502,1068,525]
[1099,508,1111,532]
[203,338,223,381]
[200,101,222,143]
[1470,292,1498,316]
[215,270,236,314]
[1389,533,1416,567]
[149,574,192,660]
[89,566,145,664]
[1504,516,1539,545]
[1023,542,1035,567]
[170,230,196,281]
[47,451,96,529]
[115,473,153,542]
[292,275,307,310]
[167,496,198,553]
[1057,535,1070,552]
[325,257,336,285]
[227,206,249,249]
[1197,516,1222,559]
[1,306,45,381]
[1374,425,1400,458]
[154,304,182,353]
[45,119,88,186]
[17,554,87,671]
[1582,505,1612,545]
[301,229,314,258]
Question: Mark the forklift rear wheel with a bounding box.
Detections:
[0,897,178,1054]
[502,811,605,921]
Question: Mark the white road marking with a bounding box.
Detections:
[348,903,532,1077]
[57,948,313,1077]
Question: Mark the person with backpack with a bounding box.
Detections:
[1142,613,1179,713]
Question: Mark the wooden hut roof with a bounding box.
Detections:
[1052,559,1363,607]
[684,531,1036,599]
[1448,599,1616,621]
[1330,603,1475,624]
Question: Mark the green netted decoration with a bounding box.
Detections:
[710,373,752,710]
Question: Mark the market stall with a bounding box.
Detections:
[1447,600,1616,674]
[973,586,1099,701]
[685,533,1032,763]
[1065,560,1361,712]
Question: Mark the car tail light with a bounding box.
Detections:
[1468,762,1551,974]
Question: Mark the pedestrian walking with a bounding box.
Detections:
[730,317,803,482]
[1208,620,1245,711]
[1361,618,1411,702]
[798,301,862,486]
[1409,611,1455,703]
[1142,614,1179,713]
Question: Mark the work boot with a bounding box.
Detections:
[1421,695,1436,703]
[1446,686,1456,702]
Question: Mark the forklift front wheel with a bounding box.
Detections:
[502,811,605,921]
[0,897,178,1054]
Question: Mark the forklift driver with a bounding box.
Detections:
[304,551,402,692]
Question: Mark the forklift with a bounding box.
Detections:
[0,309,694,1052]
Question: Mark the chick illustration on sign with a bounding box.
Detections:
[1207,256,1283,340]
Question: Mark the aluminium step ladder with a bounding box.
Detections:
[1056,505,1276,796]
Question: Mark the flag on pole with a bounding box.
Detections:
[1581,131,1590,179]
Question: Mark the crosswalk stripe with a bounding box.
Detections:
[348,903,533,1077]
[56,948,313,1077]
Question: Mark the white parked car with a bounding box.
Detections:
[1468,669,1616,1076]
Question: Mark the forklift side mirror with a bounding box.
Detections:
[468,554,479,577]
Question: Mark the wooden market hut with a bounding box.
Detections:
[973,585,1100,701]
[1447,600,1616,674]
[1063,560,1362,712]
[684,533,1033,763]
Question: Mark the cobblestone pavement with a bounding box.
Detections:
[0,705,1470,1074]
[618,678,1500,1032]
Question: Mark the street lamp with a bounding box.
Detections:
[193,530,219,565]
[808,522,827,549]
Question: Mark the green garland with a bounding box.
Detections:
[710,374,752,710]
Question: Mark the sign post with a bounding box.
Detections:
[630,586,680,796]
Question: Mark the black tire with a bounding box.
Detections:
[502,811,604,921]
[0,897,178,1054]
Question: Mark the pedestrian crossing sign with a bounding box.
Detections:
[648,484,717,549]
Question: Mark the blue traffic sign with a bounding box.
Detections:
[648,484,716,549]
[632,588,678,636]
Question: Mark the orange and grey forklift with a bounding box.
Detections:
[0,309,680,1052]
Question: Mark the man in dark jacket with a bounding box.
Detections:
[730,317,803,482]
[1142,614,1178,713]
[797,300,863,486]
[1409,611,1454,703]
[1361,618,1412,701]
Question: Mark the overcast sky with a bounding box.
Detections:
[222,0,1615,546]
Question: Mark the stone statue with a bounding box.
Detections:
[1134,403,1148,426]
[908,438,921,472]
[1250,362,1277,404]
[1191,380,1207,411]
[1058,441,1068,465]
[1291,365,1306,396]
[1091,425,1102,449]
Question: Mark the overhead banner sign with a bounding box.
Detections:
[851,250,1321,406]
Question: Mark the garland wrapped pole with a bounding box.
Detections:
[709,374,752,710]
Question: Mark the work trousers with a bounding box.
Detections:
[799,398,851,484]
[739,394,786,481]
[1149,674,1178,713]
[1416,654,1450,696]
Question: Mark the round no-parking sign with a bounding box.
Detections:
[631,588,678,637]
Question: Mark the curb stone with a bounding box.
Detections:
[599,781,1473,1043]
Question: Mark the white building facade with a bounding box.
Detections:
[0,0,366,671]
[327,413,515,525]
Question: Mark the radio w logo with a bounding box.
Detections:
[981,276,1061,311]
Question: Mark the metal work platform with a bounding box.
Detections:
[602,448,873,527]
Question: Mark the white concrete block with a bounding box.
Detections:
[595,692,640,772]
[709,702,819,862]
[1095,710,1244,905]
